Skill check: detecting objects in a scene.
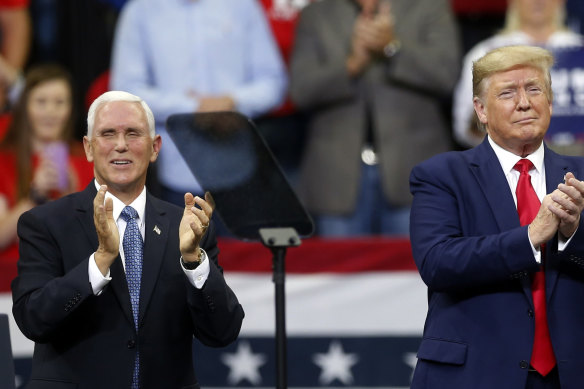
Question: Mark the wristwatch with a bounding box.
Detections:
[383,39,401,58]
[181,249,204,270]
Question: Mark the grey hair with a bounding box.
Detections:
[86,90,156,139]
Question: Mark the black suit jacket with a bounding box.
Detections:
[11,183,244,389]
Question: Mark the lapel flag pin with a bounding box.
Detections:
[153,225,161,235]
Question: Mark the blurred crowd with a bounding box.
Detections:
[1,0,584,267]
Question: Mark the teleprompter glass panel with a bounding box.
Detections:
[166,112,313,241]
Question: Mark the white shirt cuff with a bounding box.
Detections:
[558,226,577,251]
[181,248,210,289]
[88,253,112,295]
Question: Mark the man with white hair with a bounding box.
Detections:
[11,91,244,389]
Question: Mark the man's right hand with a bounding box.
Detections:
[528,192,561,248]
[93,185,119,275]
[347,17,372,77]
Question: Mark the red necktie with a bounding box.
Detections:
[514,159,556,376]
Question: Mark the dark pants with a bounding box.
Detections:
[526,367,560,389]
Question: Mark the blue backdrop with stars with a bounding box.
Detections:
[194,336,421,388]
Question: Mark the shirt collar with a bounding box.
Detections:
[487,136,545,175]
[92,179,147,222]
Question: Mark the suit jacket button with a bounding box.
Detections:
[127,340,136,349]
[527,309,534,317]
[519,360,529,369]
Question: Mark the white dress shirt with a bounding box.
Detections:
[489,137,573,263]
[88,180,210,294]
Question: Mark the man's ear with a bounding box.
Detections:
[473,96,488,125]
[83,136,94,162]
[150,134,162,163]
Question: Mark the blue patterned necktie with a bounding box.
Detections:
[120,206,143,389]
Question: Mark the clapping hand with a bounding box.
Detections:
[355,0,395,55]
[179,192,214,263]
[550,172,584,238]
[93,185,119,275]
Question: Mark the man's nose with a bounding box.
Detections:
[113,133,129,150]
[516,88,531,110]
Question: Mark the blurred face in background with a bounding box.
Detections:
[356,0,379,15]
[514,0,562,29]
[27,79,72,143]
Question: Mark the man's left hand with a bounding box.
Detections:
[179,192,214,263]
[550,172,584,238]
[355,1,395,55]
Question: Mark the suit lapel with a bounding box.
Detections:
[74,183,99,250]
[469,140,520,232]
[75,182,135,327]
[468,142,574,305]
[109,256,135,327]
[138,194,170,327]
[469,140,536,303]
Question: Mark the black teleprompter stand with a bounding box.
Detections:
[260,227,301,389]
[166,112,313,389]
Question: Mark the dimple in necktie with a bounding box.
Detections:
[514,159,556,376]
[120,206,143,389]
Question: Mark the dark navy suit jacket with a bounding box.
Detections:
[11,183,244,389]
[409,139,584,389]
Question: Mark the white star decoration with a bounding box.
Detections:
[221,341,267,385]
[312,340,359,385]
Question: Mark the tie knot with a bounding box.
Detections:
[514,159,535,174]
[120,206,139,222]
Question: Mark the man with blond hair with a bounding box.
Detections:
[410,45,584,388]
